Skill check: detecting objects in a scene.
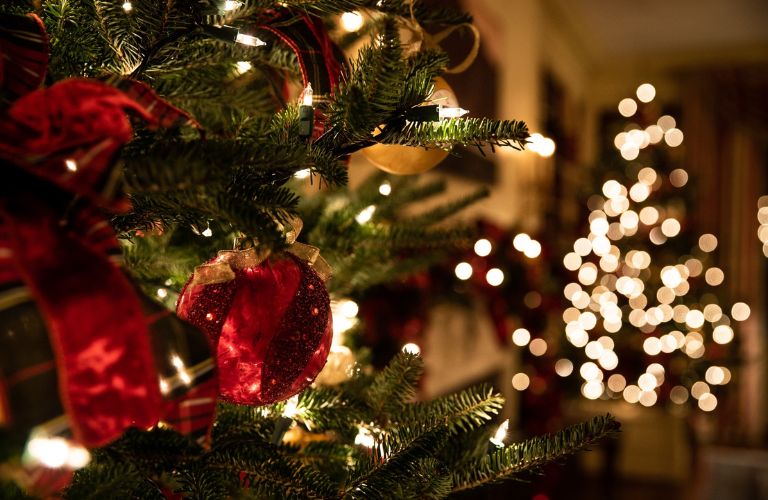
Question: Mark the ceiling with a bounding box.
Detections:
[549,0,768,65]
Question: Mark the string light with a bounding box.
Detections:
[26,436,92,469]
[454,262,473,280]
[223,1,242,10]
[489,420,509,447]
[402,343,421,355]
[234,61,252,74]
[527,133,556,157]
[235,32,267,46]
[511,373,530,391]
[378,181,392,196]
[485,268,504,286]
[618,98,637,117]
[636,83,656,103]
[282,395,300,418]
[122,1,133,12]
[294,168,311,179]
[340,11,364,32]
[474,238,492,257]
[355,205,376,224]
[65,158,78,172]
[354,427,375,448]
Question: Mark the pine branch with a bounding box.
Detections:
[377,118,530,150]
[450,414,621,493]
[393,385,504,434]
[365,352,423,415]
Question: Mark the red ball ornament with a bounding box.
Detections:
[177,249,332,405]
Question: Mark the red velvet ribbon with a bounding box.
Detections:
[0,197,161,447]
[0,77,200,446]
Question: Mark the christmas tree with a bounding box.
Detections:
[558,85,743,411]
[0,1,617,498]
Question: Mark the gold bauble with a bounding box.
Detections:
[361,77,457,175]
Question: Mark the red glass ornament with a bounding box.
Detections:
[177,252,332,405]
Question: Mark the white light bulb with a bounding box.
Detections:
[294,168,311,179]
[341,11,364,32]
[355,427,375,448]
[236,32,267,47]
[474,238,492,257]
[235,61,252,74]
[65,159,78,172]
[486,268,504,286]
[402,343,421,355]
[302,83,313,106]
[454,262,473,280]
[355,205,376,224]
[122,1,133,12]
[378,181,392,196]
[489,420,509,447]
[439,107,469,119]
[282,395,300,418]
[223,0,242,11]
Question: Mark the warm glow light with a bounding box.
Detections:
[223,0,242,10]
[294,168,311,179]
[512,328,531,347]
[657,115,676,131]
[341,11,364,32]
[355,427,375,448]
[474,238,492,257]
[579,362,600,381]
[122,1,133,12]
[302,83,314,106]
[490,420,509,447]
[607,374,626,392]
[555,359,574,377]
[691,381,710,399]
[665,128,684,147]
[513,233,531,251]
[486,268,505,286]
[636,83,656,103]
[235,61,252,74]
[563,252,582,271]
[523,240,542,258]
[511,373,530,391]
[705,267,725,286]
[582,380,604,400]
[65,159,78,172]
[454,262,473,280]
[732,302,751,321]
[623,385,641,403]
[670,386,689,404]
[355,205,376,224]
[705,366,726,385]
[670,169,689,187]
[236,32,267,46]
[282,395,300,418]
[638,373,657,391]
[698,393,717,412]
[661,219,681,237]
[529,338,547,356]
[618,98,638,117]
[402,343,421,355]
[378,181,392,196]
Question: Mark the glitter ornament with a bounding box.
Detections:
[362,77,457,175]
[177,248,332,405]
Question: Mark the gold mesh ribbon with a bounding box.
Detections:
[189,216,332,287]
[399,0,480,74]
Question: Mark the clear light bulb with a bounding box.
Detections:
[439,107,469,119]
[302,83,313,106]
[235,32,267,47]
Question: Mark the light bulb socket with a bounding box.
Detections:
[299,105,314,139]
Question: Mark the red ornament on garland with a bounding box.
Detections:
[177,244,332,406]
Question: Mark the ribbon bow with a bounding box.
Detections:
[188,216,332,289]
[0,13,211,449]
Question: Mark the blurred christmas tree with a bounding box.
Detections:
[0,1,618,498]
[557,83,747,411]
